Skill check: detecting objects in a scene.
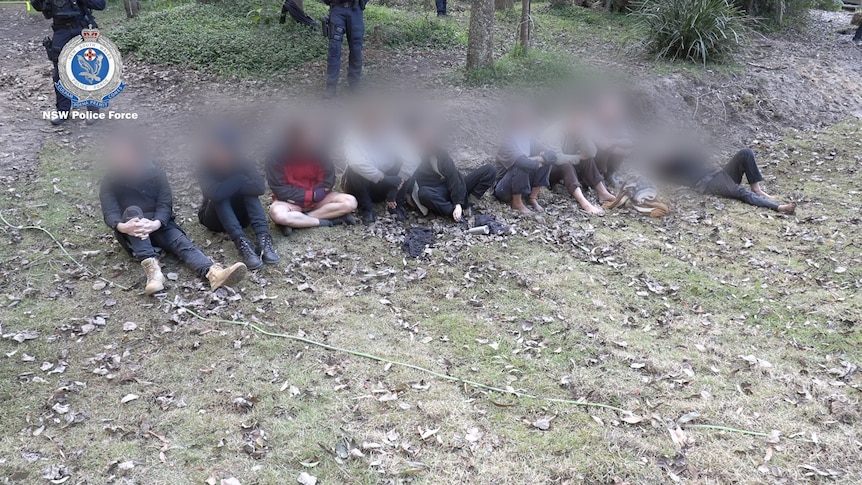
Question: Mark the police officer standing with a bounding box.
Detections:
[30,0,106,125]
[324,0,367,98]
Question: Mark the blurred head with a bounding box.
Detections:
[564,105,589,134]
[202,125,242,170]
[285,119,324,154]
[105,132,151,176]
[506,102,538,133]
[596,94,626,124]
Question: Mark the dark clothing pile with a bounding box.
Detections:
[266,149,336,209]
[197,160,268,240]
[474,214,510,235]
[402,227,434,258]
[403,150,496,217]
[657,148,778,211]
[99,167,213,277]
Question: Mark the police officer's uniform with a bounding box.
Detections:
[324,0,367,97]
[30,0,106,124]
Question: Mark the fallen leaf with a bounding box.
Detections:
[121,394,139,404]
[532,417,552,430]
[122,322,137,332]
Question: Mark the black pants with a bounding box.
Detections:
[343,168,399,212]
[702,149,778,211]
[494,164,552,202]
[595,149,623,179]
[435,0,446,15]
[416,165,497,216]
[117,223,213,278]
[326,6,364,87]
[198,196,269,241]
[854,23,862,42]
[549,159,604,195]
[50,27,79,112]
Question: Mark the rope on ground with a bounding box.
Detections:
[182,308,774,438]
[0,211,130,290]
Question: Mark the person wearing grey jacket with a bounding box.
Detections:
[541,111,616,216]
[341,117,420,224]
[493,109,556,214]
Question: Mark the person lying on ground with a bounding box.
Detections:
[196,126,279,271]
[341,109,420,224]
[99,135,247,296]
[267,121,358,233]
[654,147,796,214]
[494,106,556,214]
[541,108,616,215]
[591,94,634,188]
[401,119,496,221]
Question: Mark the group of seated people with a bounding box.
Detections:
[98,97,795,295]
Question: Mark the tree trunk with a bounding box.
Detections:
[495,0,514,11]
[518,0,530,55]
[467,0,495,70]
[123,0,141,18]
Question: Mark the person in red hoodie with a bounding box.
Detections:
[267,122,358,233]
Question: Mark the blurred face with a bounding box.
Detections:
[108,138,147,176]
[566,110,586,134]
[205,142,236,170]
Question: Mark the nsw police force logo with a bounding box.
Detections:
[56,27,125,108]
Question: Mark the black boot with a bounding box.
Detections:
[360,209,376,225]
[234,236,263,270]
[256,233,280,265]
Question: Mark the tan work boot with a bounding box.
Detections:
[141,257,165,296]
[206,262,247,291]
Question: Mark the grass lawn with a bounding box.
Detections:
[0,120,859,483]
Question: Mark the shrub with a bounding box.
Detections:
[731,0,813,26]
[632,0,750,65]
[365,6,464,48]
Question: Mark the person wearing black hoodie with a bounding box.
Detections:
[99,135,247,295]
[402,121,496,221]
[196,129,279,270]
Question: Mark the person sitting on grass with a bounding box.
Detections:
[267,121,358,233]
[591,94,634,188]
[341,108,419,224]
[196,127,279,271]
[99,135,247,296]
[541,107,616,216]
[655,147,796,215]
[493,105,556,214]
[401,118,497,222]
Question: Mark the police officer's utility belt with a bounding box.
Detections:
[330,2,355,8]
[52,19,84,31]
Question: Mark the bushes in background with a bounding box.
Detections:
[632,0,750,65]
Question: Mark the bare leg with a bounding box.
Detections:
[750,182,772,199]
[269,201,324,228]
[574,187,604,215]
[306,192,358,220]
[510,193,532,214]
[593,181,616,202]
[527,186,544,212]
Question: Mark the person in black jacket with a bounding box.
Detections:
[30,0,106,125]
[99,135,247,295]
[655,147,796,214]
[197,129,279,270]
[402,121,496,221]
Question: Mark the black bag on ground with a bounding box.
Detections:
[474,215,510,235]
[402,227,435,258]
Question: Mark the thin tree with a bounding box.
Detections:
[518,0,531,55]
[467,0,495,70]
